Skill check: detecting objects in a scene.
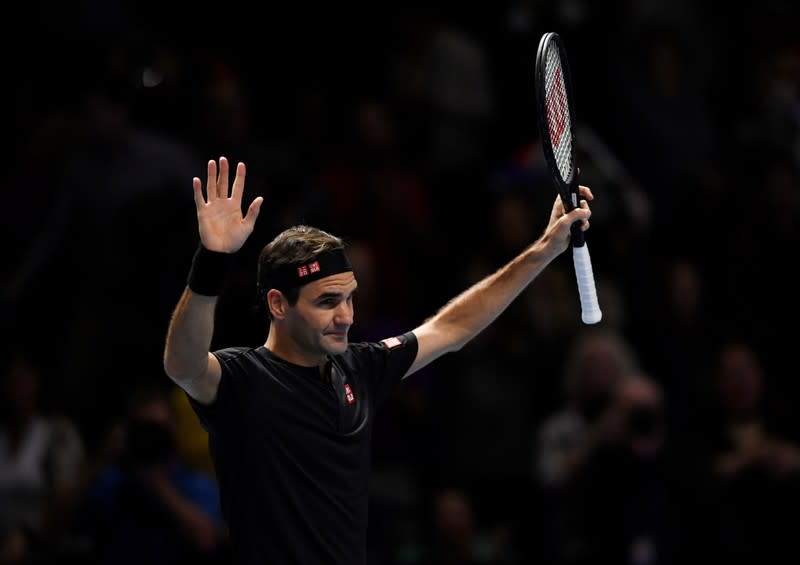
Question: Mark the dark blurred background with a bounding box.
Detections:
[1,1,799,564]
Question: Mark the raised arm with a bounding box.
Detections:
[406,187,593,377]
[163,157,263,404]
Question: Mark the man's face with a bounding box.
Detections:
[285,271,357,359]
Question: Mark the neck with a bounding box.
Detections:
[265,325,327,368]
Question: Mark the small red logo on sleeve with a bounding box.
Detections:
[344,383,356,404]
[381,336,402,349]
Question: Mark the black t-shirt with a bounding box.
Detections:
[187,331,418,565]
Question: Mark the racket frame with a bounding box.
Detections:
[534,31,585,246]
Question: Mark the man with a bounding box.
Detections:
[76,384,224,565]
[163,156,593,563]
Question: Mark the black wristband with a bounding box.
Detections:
[187,244,235,296]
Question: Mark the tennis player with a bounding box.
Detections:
[163,156,593,564]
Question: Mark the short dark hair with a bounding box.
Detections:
[257,225,346,317]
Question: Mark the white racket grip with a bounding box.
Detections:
[572,244,602,324]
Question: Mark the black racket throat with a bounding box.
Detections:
[563,181,586,248]
[570,220,586,247]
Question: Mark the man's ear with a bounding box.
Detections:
[267,289,287,319]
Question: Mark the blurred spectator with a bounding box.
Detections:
[426,22,496,178]
[535,329,670,565]
[424,190,558,561]
[536,328,642,488]
[2,39,200,439]
[608,23,722,251]
[640,257,718,450]
[693,340,800,564]
[421,486,517,564]
[0,349,85,564]
[388,14,498,250]
[734,39,799,168]
[318,97,437,323]
[73,383,225,565]
[726,157,800,387]
[169,386,215,478]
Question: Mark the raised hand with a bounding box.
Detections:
[545,184,593,252]
[193,157,263,253]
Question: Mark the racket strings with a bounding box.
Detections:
[544,45,574,182]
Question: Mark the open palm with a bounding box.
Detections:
[193,157,263,253]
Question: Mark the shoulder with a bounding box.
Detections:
[335,332,419,400]
[341,332,418,364]
[210,346,290,396]
[212,346,267,367]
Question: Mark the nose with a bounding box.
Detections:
[334,301,354,326]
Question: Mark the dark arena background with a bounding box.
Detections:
[3,1,799,564]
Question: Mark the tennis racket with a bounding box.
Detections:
[535,31,602,324]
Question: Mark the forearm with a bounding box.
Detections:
[163,288,218,382]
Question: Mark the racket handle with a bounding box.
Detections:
[572,243,602,324]
[570,221,585,246]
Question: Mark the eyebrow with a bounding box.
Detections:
[313,286,358,302]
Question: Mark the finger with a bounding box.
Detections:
[192,177,205,209]
[206,160,217,201]
[565,204,590,225]
[243,196,263,231]
[578,185,594,200]
[231,162,246,202]
[553,195,566,215]
[218,157,229,198]
[570,204,592,231]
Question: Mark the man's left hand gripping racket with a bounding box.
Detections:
[535,31,602,324]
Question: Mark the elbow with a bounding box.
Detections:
[162,352,200,384]
[162,351,181,381]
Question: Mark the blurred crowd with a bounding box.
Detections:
[2,1,799,564]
